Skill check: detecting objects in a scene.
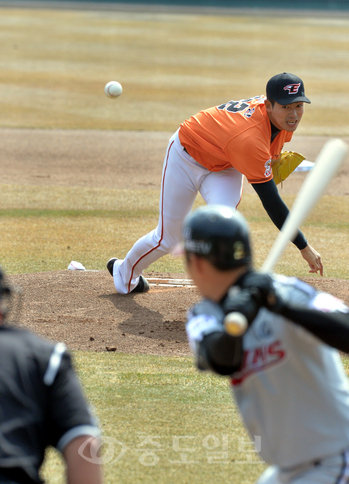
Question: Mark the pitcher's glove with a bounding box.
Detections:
[272,151,305,186]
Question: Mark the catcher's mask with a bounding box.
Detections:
[182,205,252,271]
[0,267,13,320]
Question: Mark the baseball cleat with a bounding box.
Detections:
[107,258,117,277]
[131,275,150,293]
[106,258,150,293]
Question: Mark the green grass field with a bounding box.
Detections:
[1,5,349,483]
[43,352,267,484]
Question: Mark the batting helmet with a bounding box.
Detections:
[182,205,252,270]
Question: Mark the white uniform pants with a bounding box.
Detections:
[113,129,243,293]
[257,449,349,484]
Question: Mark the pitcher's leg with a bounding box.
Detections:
[112,132,202,294]
[199,166,244,208]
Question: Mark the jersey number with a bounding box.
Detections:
[217,96,260,113]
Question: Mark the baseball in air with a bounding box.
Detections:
[223,312,248,336]
[104,81,123,99]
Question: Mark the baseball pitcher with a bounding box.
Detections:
[107,72,322,294]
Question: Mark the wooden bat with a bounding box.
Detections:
[224,138,348,336]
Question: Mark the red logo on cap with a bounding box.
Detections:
[283,83,301,94]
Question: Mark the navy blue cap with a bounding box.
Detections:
[266,72,311,105]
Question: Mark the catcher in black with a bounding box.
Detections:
[183,205,349,484]
[0,268,102,484]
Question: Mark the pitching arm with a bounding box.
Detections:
[252,180,323,274]
[251,179,307,250]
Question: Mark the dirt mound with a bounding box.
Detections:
[8,270,349,356]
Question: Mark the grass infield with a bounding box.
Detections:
[1,186,349,278]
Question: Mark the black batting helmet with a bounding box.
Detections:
[182,205,252,270]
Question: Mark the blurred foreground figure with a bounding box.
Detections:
[0,267,103,484]
[184,205,349,484]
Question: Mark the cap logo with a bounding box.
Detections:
[283,83,301,95]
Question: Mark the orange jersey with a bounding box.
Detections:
[178,96,293,184]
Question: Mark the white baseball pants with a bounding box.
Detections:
[257,449,349,484]
[112,129,243,294]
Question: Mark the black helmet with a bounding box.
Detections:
[182,205,252,270]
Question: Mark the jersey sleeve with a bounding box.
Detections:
[46,350,100,451]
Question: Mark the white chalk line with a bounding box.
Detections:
[68,271,195,287]
[148,278,195,288]
[149,283,196,288]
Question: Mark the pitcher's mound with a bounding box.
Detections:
[8,270,349,357]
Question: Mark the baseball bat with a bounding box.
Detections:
[224,138,348,336]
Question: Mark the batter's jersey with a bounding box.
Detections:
[0,326,100,484]
[231,276,349,468]
[178,96,292,183]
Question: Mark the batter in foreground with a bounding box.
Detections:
[107,72,323,294]
[185,204,349,484]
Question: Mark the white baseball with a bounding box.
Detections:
[223,312,248,336]
[104,81,123,99]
